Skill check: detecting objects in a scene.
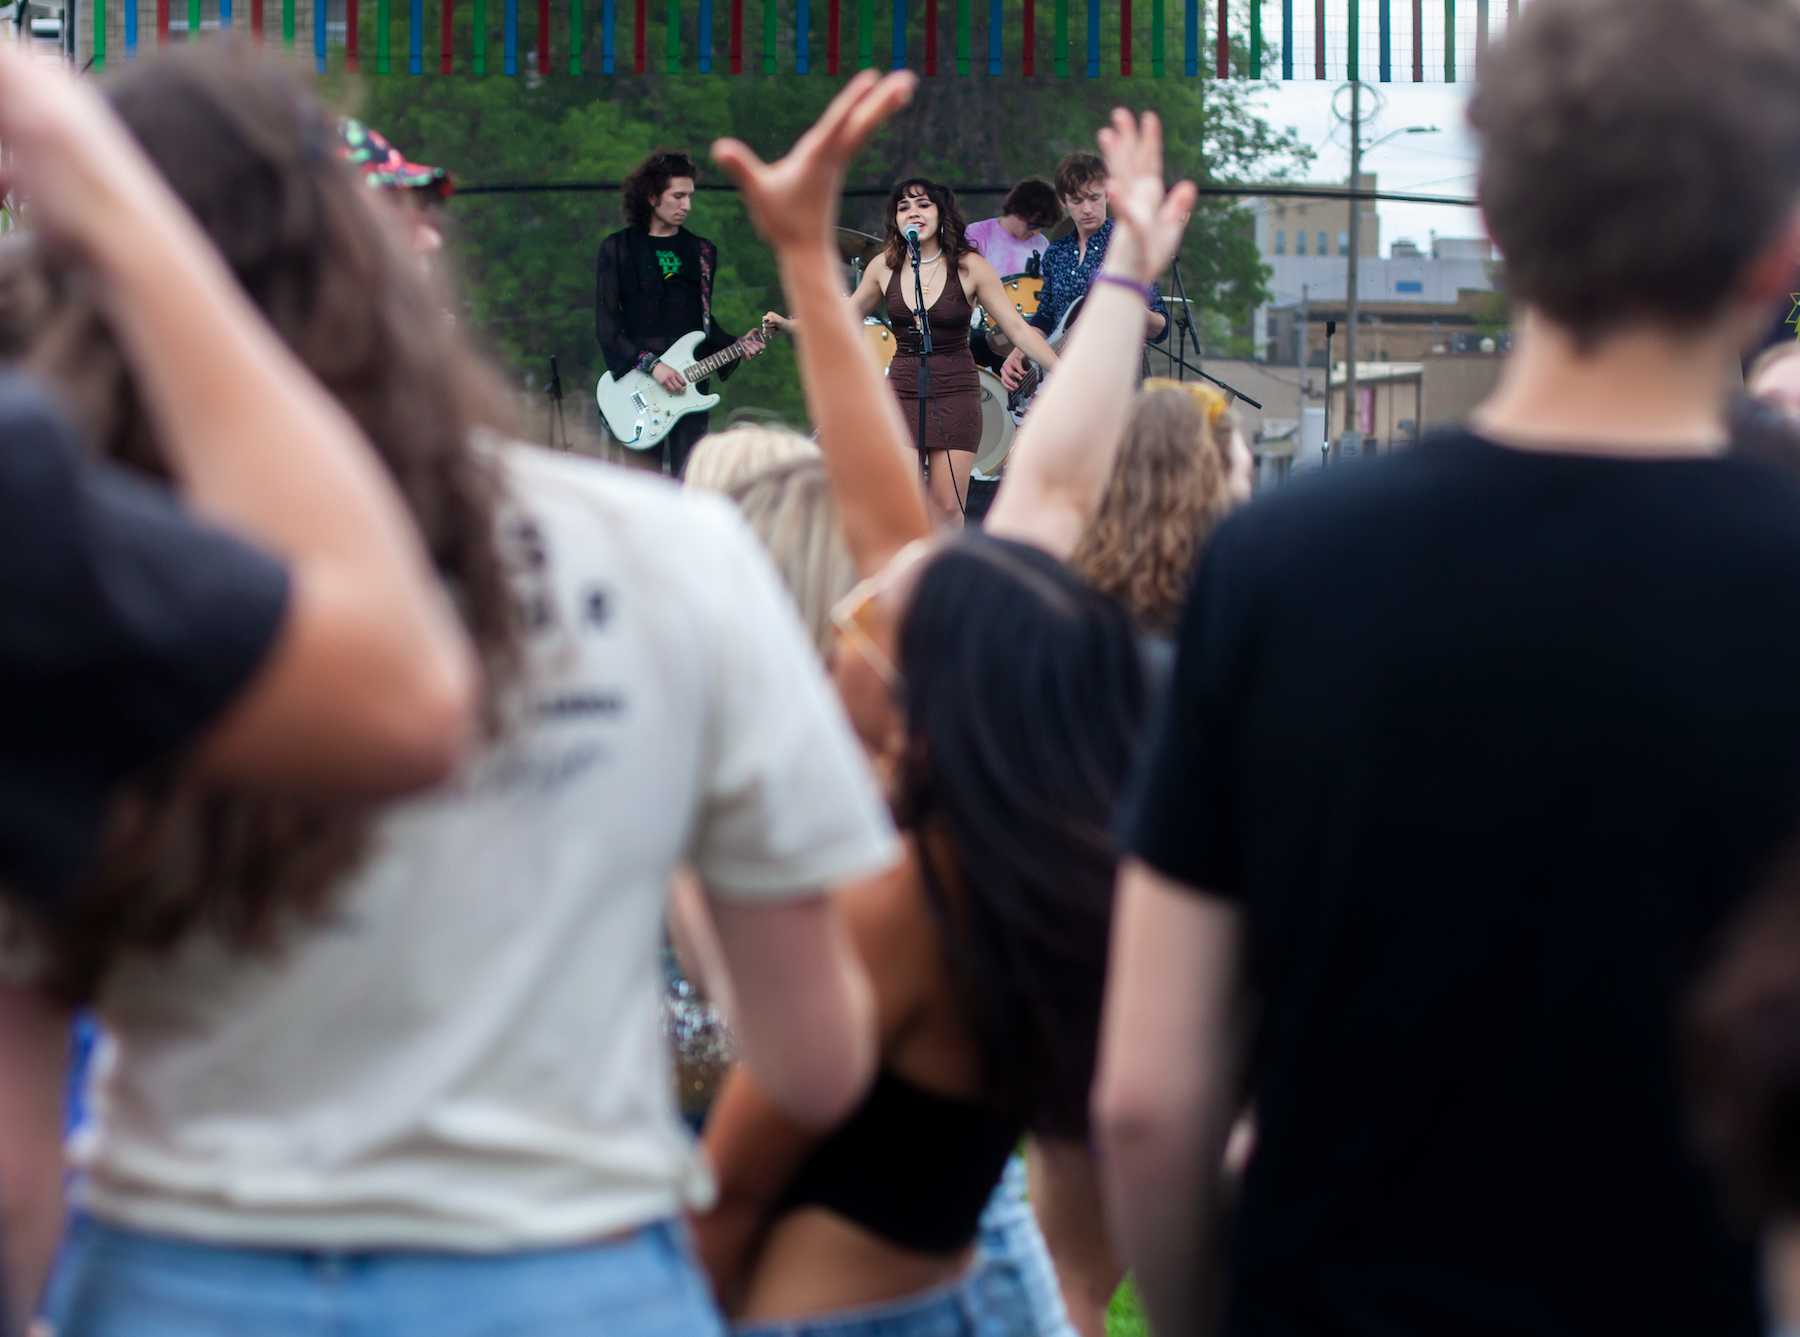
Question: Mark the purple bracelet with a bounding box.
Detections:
[1092,272,1156,304]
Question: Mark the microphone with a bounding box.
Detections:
[905,227,921,259]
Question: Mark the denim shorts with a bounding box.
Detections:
[731,1269,1002,1337]
[45,1214,725,1337]
[975,1157,1078,1337]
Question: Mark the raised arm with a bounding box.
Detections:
[764,258,892,338]
[0,46,475,794]
[713,72,930,577]
[984,110,1196,560]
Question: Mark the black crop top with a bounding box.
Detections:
[777,1068,1021,1254]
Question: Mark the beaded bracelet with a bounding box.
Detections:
[1092,272,1156,304]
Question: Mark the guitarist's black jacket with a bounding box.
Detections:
[594,226,738,386]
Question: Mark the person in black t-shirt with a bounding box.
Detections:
[1093,3,1800,1337]
[0,47,477,913]
[594,150,774,477]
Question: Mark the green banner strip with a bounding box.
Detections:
[763,0,776,70]
[1249,0,1261,75]
[1346,0,1356,78]
[1150,0,1162,74]
[377,0,391,70]
[1443,0,1454,80]
[955,0,969,72]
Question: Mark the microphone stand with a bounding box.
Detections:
[1165,253,1200,383]
[1322,319,1337,465]
[546,353,568,451]
[909,232,933,493]
[1156,346,1263,410]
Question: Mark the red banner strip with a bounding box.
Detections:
[156,0,169,41]
[1216,0,1227,76]
[635,0,646,68]
[925,0,938,70]
[1021,0,1032,73]
[1119,0,1129,73]
[442,0,454,70]
[729,0,743,68]
[827,0,839,69]
[346,0,360,63]
[537,0,548,70]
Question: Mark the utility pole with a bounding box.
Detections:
[1342,81,1362,461]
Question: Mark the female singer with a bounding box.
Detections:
[772,179,1059,527]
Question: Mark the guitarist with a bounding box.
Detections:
[594,150,772,475]
[1000,151,1169,398]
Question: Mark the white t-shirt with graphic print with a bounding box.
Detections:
[59,444,898,1252]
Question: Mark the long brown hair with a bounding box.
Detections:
[18,43,523,1002]
[880,177,969,271]
[1069,383,1240,635]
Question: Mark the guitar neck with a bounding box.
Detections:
[686,329,776,383]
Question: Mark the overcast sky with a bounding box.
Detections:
[1250,79,1484,254]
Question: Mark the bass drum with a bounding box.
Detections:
[863,317,898,375]
[972,369,1015,478]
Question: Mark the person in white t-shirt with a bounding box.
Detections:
[0,45,891,1337]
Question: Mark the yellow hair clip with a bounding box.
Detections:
[1142,377,1230,428]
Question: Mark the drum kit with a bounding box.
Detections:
[837,227,1043,479]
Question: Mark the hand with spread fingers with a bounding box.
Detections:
[1094,108,1198,284]
[711,70,917,255]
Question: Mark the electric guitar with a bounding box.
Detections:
[595,321,777,452]
[1005,295,1084,421]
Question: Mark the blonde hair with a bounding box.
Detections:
[725,457,856,658]
[1069,381,1240,634]
[683,423,820,494]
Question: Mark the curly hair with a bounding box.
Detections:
[881,178,970,271]
[14,43,522,1003]
[1069,382,1241,635]
[1001,178,1061,232]
[622,150,698,229]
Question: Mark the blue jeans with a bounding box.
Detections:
[732,1269,1008,1337]
[975,1157,1078,1337]
[46,1215,725,1337]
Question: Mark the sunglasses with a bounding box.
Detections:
[828,539,933,691]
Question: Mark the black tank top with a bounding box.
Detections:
[776,1067,1020,1254]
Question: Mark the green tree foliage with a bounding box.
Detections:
[326,4,1305,429]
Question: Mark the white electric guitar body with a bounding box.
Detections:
[595,323,773,452]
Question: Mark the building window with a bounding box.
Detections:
[1339,230,1350,254]
[1317,231,1328,257]
[1296,230,1308,255]
[1274,230,1286,256]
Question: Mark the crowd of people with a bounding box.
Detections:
[3,0,1800,1334]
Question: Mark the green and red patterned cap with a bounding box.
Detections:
[337,118,453,201]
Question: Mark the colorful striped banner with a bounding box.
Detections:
[315,0,327,68]
[634,0,647,70]
[1213,0,1225,76]
[376,0,389,69]
[1280,0,1291,78]
[1249,0,1262,76]
[1053,0,1066,75]
[1085,0,1096,76]
[827,0,840,70]
[796,0,809,71]
[986,0,1000,74]
[891,0,904,68]
[1378,0,1390,80]
[408,0,421,71]
[1443,0,1454,81]
[1022,0,1034,75]
[666,0,679,69]
[764,0,776,71]
[730,0,742,69]
[602,0,615,73]
[442,0,455,72]
[1345,0,1355,79]
[570,0,582,71]
[922,0,935,73]
[1148,0,1159,75]
[502,0,517,73]
[539,0,551,74]
[858,0,872,67]
[1312,0,1323,77]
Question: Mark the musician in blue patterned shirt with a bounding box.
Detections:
[1000,152,1168,390]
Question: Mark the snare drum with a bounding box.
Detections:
[862,317,897,375]
[973,369,1015,478]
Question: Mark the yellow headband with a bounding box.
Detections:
[1142,378,1230,428]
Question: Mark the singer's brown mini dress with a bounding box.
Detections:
[884,263,981,455]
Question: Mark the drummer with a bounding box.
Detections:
[965,178,1060,278]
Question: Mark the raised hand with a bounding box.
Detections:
[711,70,917,255]
[1095,109,1198,283]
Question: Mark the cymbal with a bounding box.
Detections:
[836,227,886,265]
